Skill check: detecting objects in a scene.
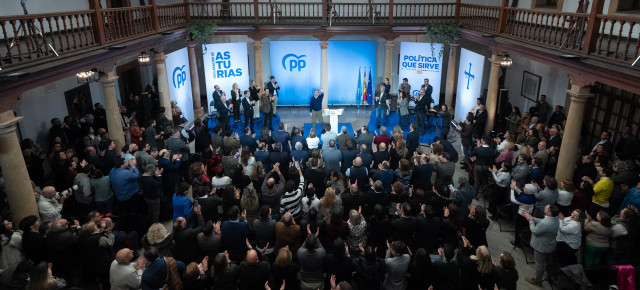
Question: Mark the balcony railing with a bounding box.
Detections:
[0,0,636,69]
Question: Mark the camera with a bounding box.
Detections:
[59,185,78,197]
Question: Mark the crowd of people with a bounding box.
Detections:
[4,81,640,290]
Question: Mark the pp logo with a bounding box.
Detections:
[412,89,420,96]
[282,54,306,71]
[172,65,187,88]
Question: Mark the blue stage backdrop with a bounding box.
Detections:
[269,41,321,105]
[327,41,377,106]
[202,43,250,108]
[165,47,194,122]
[398,42,443,101]
[455,48,485,121]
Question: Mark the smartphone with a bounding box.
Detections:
[449,184,455,192]
[295,161,299,168]
[235,152,240,158]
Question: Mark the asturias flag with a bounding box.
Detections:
[362,69,368,105]
[366,66,373,105]
[356,67,362,108]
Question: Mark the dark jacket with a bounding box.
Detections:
[406,131,420,156]
[238,256,271,290]
[173,213,205,263]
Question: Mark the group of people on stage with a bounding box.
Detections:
[211,76,281,134]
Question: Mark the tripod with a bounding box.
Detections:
[559,0,589,50]
[4,0,58,62]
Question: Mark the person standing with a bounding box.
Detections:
[414,88,428,134]
[267,76,280,116]
[241,90,255,133]
[523,204,560,287]
[216,92,231,134]
[374,84,389,128]
[249,80,261,120]
[397,91,409,128]
[260,88,274,131]
[535,94,551,124]
[421,78,434,122]
[398,78,411,98]
[431,104,451,139]
[309,88,325,130]
[231,83,242,126]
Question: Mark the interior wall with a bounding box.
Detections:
[13,76,106,151]
[502,54,570,124]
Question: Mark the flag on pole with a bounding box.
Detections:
[366,66,373,105]
[362,69,368,105]
[356,66,362,109]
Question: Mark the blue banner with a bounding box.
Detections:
[327,41,377,105]
[165,47,194,122]
[269,41,321,105]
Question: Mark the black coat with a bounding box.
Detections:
[46,229,79,272]
[173,213,205,264]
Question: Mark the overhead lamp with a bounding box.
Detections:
[138,51,151,66]
[499,52,512,68]
[76,68,99,84]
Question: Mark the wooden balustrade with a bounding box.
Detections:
[392,3,456,25]
[102,6,154,42]
[594,14,640,62]
[0,10,95,68]
[502,8,588,52]
[2,1,640,69]
[459,4,500,32]
[157,3,187,30]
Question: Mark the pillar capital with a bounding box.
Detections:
[154,52,167,64]
[320,40,329,49]
[99,72,119,87]
[254,40,263,50]
[489,54,503,67]
[385,40,394,48]
[567,72,596,88]
[0,111,23,135]
[186,41,198,49]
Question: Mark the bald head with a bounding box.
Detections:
[42,186,56,198]
[353,157,362,167]
[174,217,185,229]
[246,249,258,264]
[116,248,134,264]
[267,178,275,188]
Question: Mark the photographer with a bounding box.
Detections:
[38,186,72,223]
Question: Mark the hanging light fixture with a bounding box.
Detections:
[76,69,99,84]
[138,51,151,66]
[500,52,513,68]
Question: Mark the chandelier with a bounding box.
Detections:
[138,51,151,66]
[500,53,513,68]
[76,69,99,84]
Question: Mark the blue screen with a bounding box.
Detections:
[327,41,377,106]
[269,41,321,106]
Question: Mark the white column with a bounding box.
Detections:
[154,52,172,119]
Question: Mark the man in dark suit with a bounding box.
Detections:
[241,90,255,133]
[406,123,420,156]
[356,144,373,169]
[374,84,389,128]
[355,125,374,154]
[269,143,290,169]
[212,85,222,109]
[304,158,327,198]
[322,140,342,173]
[266,76,280,116]
[290,127,307,151]
[239,127,257,153]
[372,142,390,168]
[210,125,224,153]
[473,103,488,139]
[546,127,562,149]
[421,78,434,122]
[260,88,274,131]
[410,153,433,191]
[215,92,231,134]
[272,123,291,152]
[254,143,271,172]
[414,88,429,133]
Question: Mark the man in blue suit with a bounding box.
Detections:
[254,142,271,172]
[272,123,291,152]
[239,127,257,153]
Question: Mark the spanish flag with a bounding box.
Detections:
[362,69,368,105]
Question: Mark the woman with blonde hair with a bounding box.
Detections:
[320,188,342,219]
[240,146,256,176]
[347,209,367,252]
[270,247,299,290]
[241,186,260,224]
[459,239,495,289]
[142,223,174,257]
[307,128,320,149]
[249,80,261,119]
[390,139,408,171]
[392,125,404,144]
[557,179,576,216]
[394,159,412,191]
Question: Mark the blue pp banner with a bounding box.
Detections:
[165,47,194,122]
[455,48,485,121]
[398,42,443,101]
[327,41,377,106]
[202,43,250,108]
[269,41,321,105]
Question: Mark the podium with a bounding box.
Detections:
[324,108,344,131]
